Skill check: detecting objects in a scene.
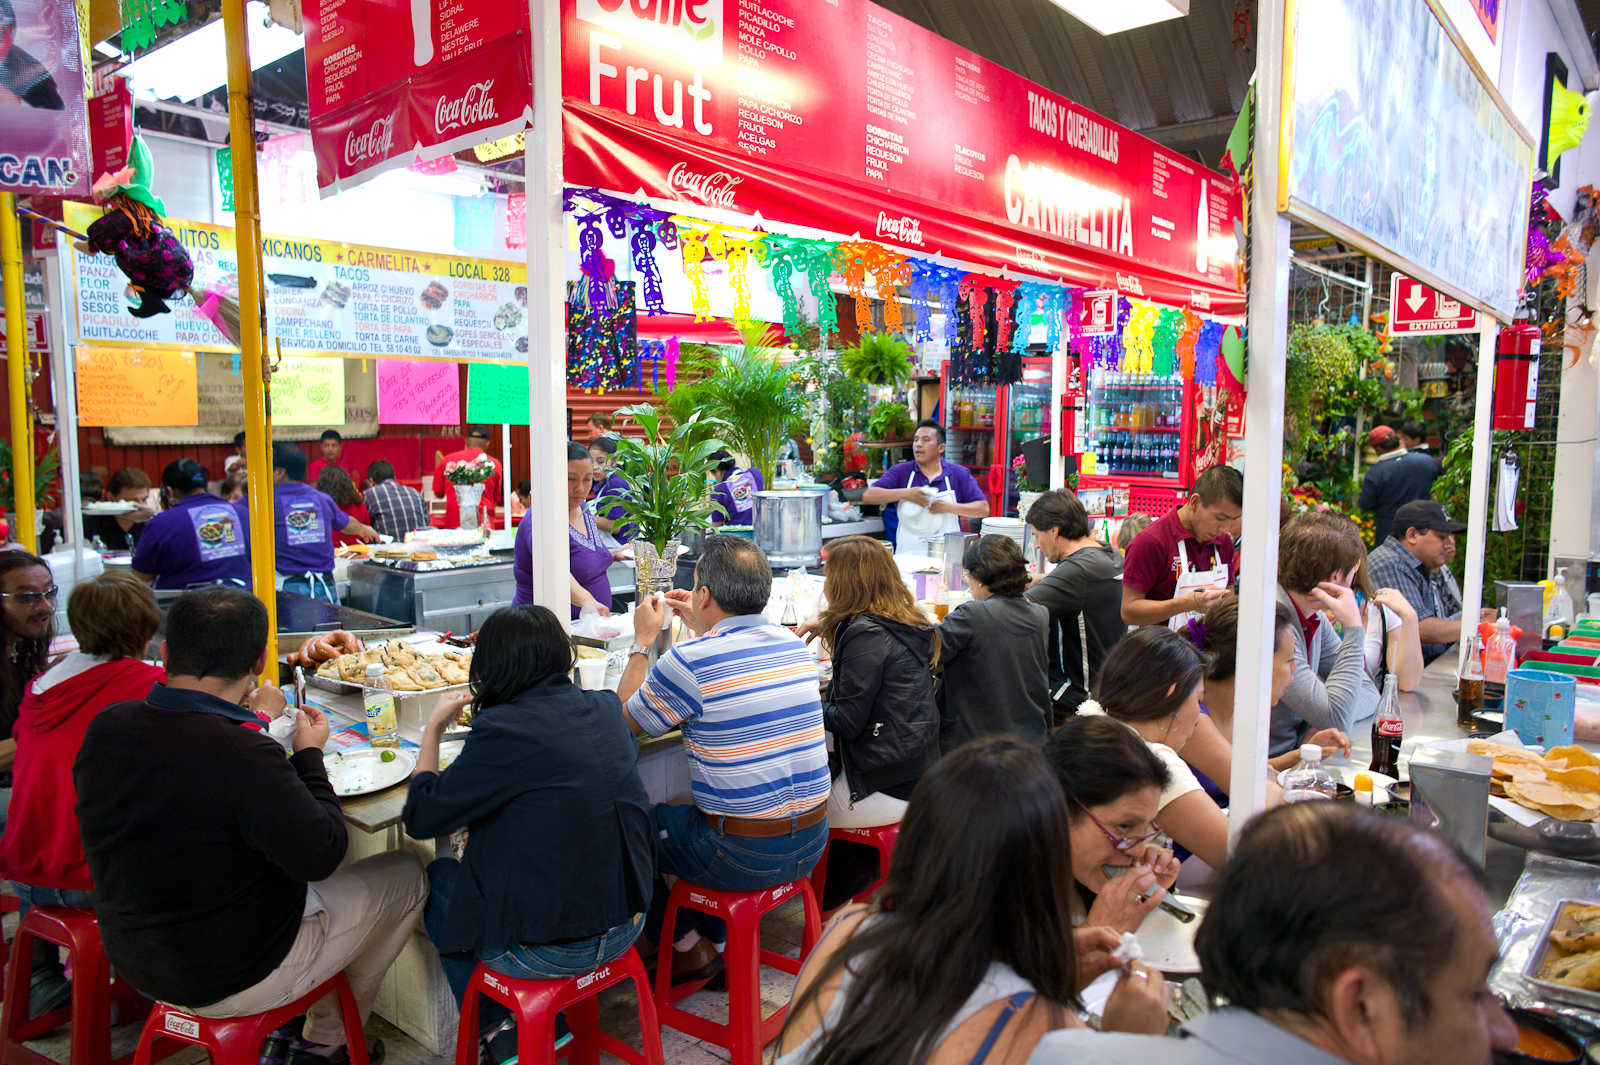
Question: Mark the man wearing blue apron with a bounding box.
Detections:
[132,460,254,589]
[270,443,377,603]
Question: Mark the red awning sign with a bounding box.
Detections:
[1388,273,1480,334]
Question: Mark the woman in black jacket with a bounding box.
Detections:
[803,535,940,829]
[404,605,653,1064]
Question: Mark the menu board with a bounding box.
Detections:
[560,0,1240,299]
[75,347,198,427]
[64,202,528,360]
[1286,0,1531,317]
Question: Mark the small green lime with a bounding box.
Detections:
[380,750,397,762]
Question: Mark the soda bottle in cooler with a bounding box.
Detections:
[1369,673,1402,778]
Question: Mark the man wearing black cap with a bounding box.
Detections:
[1367,500,1482,663]
[431,426,502,529]
[132,460,253,589]
[1358,424,1439,545]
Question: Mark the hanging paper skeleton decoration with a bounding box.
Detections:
[75,137,195,318]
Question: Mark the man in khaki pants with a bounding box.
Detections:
[75,587,426,1065]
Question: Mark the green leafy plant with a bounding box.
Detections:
[691,321,809,487]
[0,442,61,516]
[606,404,728,556]
[866,399,915,442]
[840,331,916,389]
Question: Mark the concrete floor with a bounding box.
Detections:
[10,897,811,1065]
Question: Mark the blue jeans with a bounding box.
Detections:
[424,859,642,1036]
[11,883,94,915]
[644,801,828,945]
[280,573,338,603]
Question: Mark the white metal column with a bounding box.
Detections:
[1459,321,1499,666]
[526,0,569,609]
[1227,0,1292,845]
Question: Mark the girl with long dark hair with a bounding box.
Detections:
[775,737,1169,1065]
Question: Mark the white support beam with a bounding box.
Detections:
[1459,320,1499,667]
[525,0,569,611]
[1227,0,1292,846]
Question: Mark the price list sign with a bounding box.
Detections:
[64,202,528,361]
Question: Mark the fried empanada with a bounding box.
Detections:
[1543,948,1600,991]
[386,668,424,692]
[1551,906,1600,953]
[409,663,446,689]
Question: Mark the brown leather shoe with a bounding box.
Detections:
[670,937,725,985]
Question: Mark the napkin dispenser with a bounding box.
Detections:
[1408,747,1492,866]
[942,531,977,591]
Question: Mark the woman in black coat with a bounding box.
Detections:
[404,605,653,1064]
[801,535,940,829]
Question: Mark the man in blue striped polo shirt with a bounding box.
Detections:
[618,535,829,984]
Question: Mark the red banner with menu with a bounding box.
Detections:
[304,0,533,194]
[559,0,1243,312]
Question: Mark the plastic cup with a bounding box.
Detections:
[576,657,607,691]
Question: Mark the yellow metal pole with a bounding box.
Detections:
[220,0,276,637]
[0,194,36,554]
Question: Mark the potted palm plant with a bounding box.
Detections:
[606,403,728,598]
[692,322,809,487]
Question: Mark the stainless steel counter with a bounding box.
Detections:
[347,559,517,635]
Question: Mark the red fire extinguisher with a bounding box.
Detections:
[1492,321,1541,431]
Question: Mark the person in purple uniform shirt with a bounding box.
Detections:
[515,442,628,618]
[131,460,253,589]
[270,443,377,603]
[862,420,989,554]
[708,451,764,526]
[587,437,635,544]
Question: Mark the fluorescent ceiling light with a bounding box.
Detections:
[122,2,302,102]
[1047,0,1188,35]
[93,41,122,59]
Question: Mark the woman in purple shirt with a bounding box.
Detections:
[708,450,763,525]
[515,442,626,618]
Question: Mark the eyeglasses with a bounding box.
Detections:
[1073,797,1162,852]
[0,587,58,605]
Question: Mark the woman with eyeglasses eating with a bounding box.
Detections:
[1044,715,1180,935]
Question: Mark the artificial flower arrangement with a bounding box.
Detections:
[443,453,497,485]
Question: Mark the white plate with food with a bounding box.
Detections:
[1135,894,1208,974]
[326,748,415,797]
[82,501,138,514]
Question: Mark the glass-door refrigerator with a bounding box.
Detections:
[998,357,1052,518]
[940,362,1003,517]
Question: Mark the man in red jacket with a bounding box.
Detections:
[0,573,165,1015]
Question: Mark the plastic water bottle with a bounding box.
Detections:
[1485,609,1516,684]
[1282,743,1338,802]
[362,664,399,749]
[1547,573,1576,635]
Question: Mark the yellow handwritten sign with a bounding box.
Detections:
[75,347,199,427]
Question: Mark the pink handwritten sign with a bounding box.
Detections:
[377,360,460,424]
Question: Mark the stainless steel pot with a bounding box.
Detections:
[753,489,825,568]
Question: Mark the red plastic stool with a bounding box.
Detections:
[652,880,821,1065]
[131,973,367,1065]
[1,907,169,1065]
[452,948,662,1065]
[808,823,901,915]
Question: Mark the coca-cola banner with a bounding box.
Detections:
[305,0,533,194]
[560,0,1242,311]
[0,0,90,196]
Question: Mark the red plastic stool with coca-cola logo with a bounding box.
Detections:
[451,949,662,1065]
[130,973,366,1065]
[651,879,821,1065]
[1,906,174,1065]
[807,823,901,916]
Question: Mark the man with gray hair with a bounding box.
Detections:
[617,535,828,984]
[1029,802,1516,1065]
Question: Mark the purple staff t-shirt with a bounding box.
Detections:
[711,467,764,525]
[273,481,348,575]
[131,492,253,589]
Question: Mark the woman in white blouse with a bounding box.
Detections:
[1075,627,1229,869]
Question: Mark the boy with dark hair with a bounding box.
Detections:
[1023,490,1124,723]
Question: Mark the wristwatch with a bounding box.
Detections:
[628,643,653,658]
